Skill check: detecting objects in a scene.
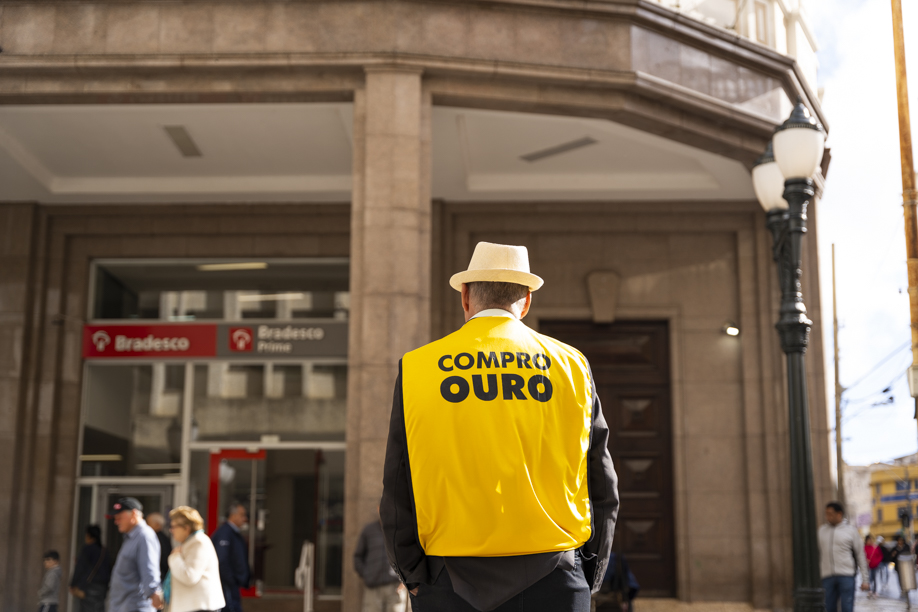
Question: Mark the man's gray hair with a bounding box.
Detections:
[468,282,529,310]
[227,501,246,516]
[146,512,164,528]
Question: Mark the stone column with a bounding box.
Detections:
[343,67,431,610]
[0,203,42,611]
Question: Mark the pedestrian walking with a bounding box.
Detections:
[864,535,884,598]
[890,535,911,595]
[108,497,163,612]
[38,550,62,612]
[69,525,111,612]
[380,242,620,612]
[166,506,225,612]
[146,513,172,583]
[592,552,639,612]
[211,502,250,612]
[890,535,909,573]
[818,501,869,612]
[354,517,406,612]
[876,536,890,587]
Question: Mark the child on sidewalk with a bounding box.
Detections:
[38,550,62,612]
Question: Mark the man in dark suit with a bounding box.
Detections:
[145,513,172,583]
[211,502,251,612]
[381,242,619,612]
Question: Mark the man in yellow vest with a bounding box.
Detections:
[380,242,619,611]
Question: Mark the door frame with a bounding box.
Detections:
[91,481,176,563]
[530,306,689,600]
[208,448,266,598]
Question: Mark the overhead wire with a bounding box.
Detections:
[844,354,913,405]
[843,340,911,391]
[842,369,909,424]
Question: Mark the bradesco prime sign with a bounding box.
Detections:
[216,323,347,358]
[83,322,347,359]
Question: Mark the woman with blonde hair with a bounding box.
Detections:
[164,506,225,612]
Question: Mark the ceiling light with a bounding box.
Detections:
[80,454,123,462]
[197,262,268,272]
[723,322,740,337]
[163,125,203,157]
[237,292,306,302]
[520,136,598,162]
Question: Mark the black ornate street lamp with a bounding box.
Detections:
[752,100,827,612]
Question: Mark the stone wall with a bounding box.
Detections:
[0,203,350,611]
[433,200,833,609]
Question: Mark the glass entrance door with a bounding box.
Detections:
[92,484,174,563]
[199,448,344,597]
[207,449,265,597]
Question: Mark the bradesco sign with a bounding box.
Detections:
[83,322,347,359]
[83,325,216,358]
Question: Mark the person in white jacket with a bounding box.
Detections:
[166,506,226,612]
[818,501,869,612]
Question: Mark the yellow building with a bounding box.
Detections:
[870,464,918,539]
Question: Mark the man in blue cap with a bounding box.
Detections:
[108,497,163,612]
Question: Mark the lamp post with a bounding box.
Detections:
[752,100,827,612]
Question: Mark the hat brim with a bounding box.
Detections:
[449,269,544,292]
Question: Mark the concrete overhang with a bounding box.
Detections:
[0,0,823,203]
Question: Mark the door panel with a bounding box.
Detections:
[539,320,675,597]
[203,449,345,596]
[94,484,174,564]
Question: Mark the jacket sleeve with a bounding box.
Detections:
[854,530,869,581]
[159,533,172,582]
[353,526,368,580]
[580,366,620,593]
[138,530,163,598]
[70,545,90,588]
[212,528,228,582]
[379,361,429,588]
[231,533,250,587]
[168,537,208,587]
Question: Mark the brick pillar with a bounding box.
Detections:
[343,68,431,610]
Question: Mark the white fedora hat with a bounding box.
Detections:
[449,242,544,292]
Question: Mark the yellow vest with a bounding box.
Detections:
[401,315,594,557]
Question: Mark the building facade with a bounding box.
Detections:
[0,1,832,611]
[868,456,918,541]
[844,462,874,536]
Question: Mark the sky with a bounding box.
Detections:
[807,0,918,465]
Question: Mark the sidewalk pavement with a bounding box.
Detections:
[855,567,911,611]
[856,591,909,611]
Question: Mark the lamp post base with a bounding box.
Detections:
[793,586,826,612]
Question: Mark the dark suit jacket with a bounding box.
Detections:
[380,358,619,611]
[155,530,172,583]
[70,542,112,589]
[212,522,250,612]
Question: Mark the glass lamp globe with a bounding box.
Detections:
[752,141,788,212]
[773,100,826,180]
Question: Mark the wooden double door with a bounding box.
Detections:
[540,320,675,597]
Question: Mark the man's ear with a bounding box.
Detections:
[519,292,532,319]
[461,284,471,318]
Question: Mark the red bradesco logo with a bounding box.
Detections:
[229,328,254,352]
[83,325,217,358]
